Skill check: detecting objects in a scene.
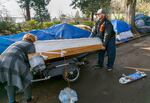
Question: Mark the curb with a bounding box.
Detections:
[116,34,149,46]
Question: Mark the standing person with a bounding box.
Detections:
[91,8,116,71]
[0,34,37,103]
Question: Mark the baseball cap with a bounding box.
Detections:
[96,8,106,14]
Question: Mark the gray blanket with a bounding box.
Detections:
[0,40,35,91]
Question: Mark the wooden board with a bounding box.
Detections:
[29,38,104,60]
[29,44,104,60]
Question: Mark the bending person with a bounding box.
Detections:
[0,33,37,103]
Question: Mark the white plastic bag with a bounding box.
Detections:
[59,87,78,103]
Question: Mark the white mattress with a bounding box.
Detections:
[34,38,102,52]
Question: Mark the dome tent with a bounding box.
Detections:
[111,20,131,34]
[111,20,133,42]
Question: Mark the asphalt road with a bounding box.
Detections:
[1,35,150,103]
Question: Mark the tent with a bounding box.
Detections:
[111,20,131,34]
[0,23,91,54]
[111,20,133,42]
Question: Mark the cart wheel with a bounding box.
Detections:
[64,64,80,82]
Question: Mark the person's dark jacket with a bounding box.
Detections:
[91,18,116,46]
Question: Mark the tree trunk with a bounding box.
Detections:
[125,0,139,35]
[125,0,136,27]
[25,0,31,21]
[91,12,94,21]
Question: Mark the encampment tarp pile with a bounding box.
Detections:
[0,23,91,54]
[135,14,150,33]
[111,20,133,42]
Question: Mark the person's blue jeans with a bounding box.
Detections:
[98,38,116,69]
[6,85,32,103]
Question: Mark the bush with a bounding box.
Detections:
[52,21,61,25]
[0,21,17,35]
[0,19,63,35]
[0,21,8,33]
[20,20,39,31]
[69,22,79,25]
[81,21,94,27]
[43,22,54,28]
[27,20,38,29]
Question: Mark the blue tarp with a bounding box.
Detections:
[46,23,90,39]
[135,14,150,26]
[0,23,91,54]
[0,37,14,53]
[135,14,150,33]
[111,20,131,34]
[135,14,146,21]
[135,14,150,24]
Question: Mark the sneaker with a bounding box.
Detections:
[94,64,103,69]
[107,68,113,71]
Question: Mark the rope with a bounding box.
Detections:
[40,49,71,87]
[61,49,71,88]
